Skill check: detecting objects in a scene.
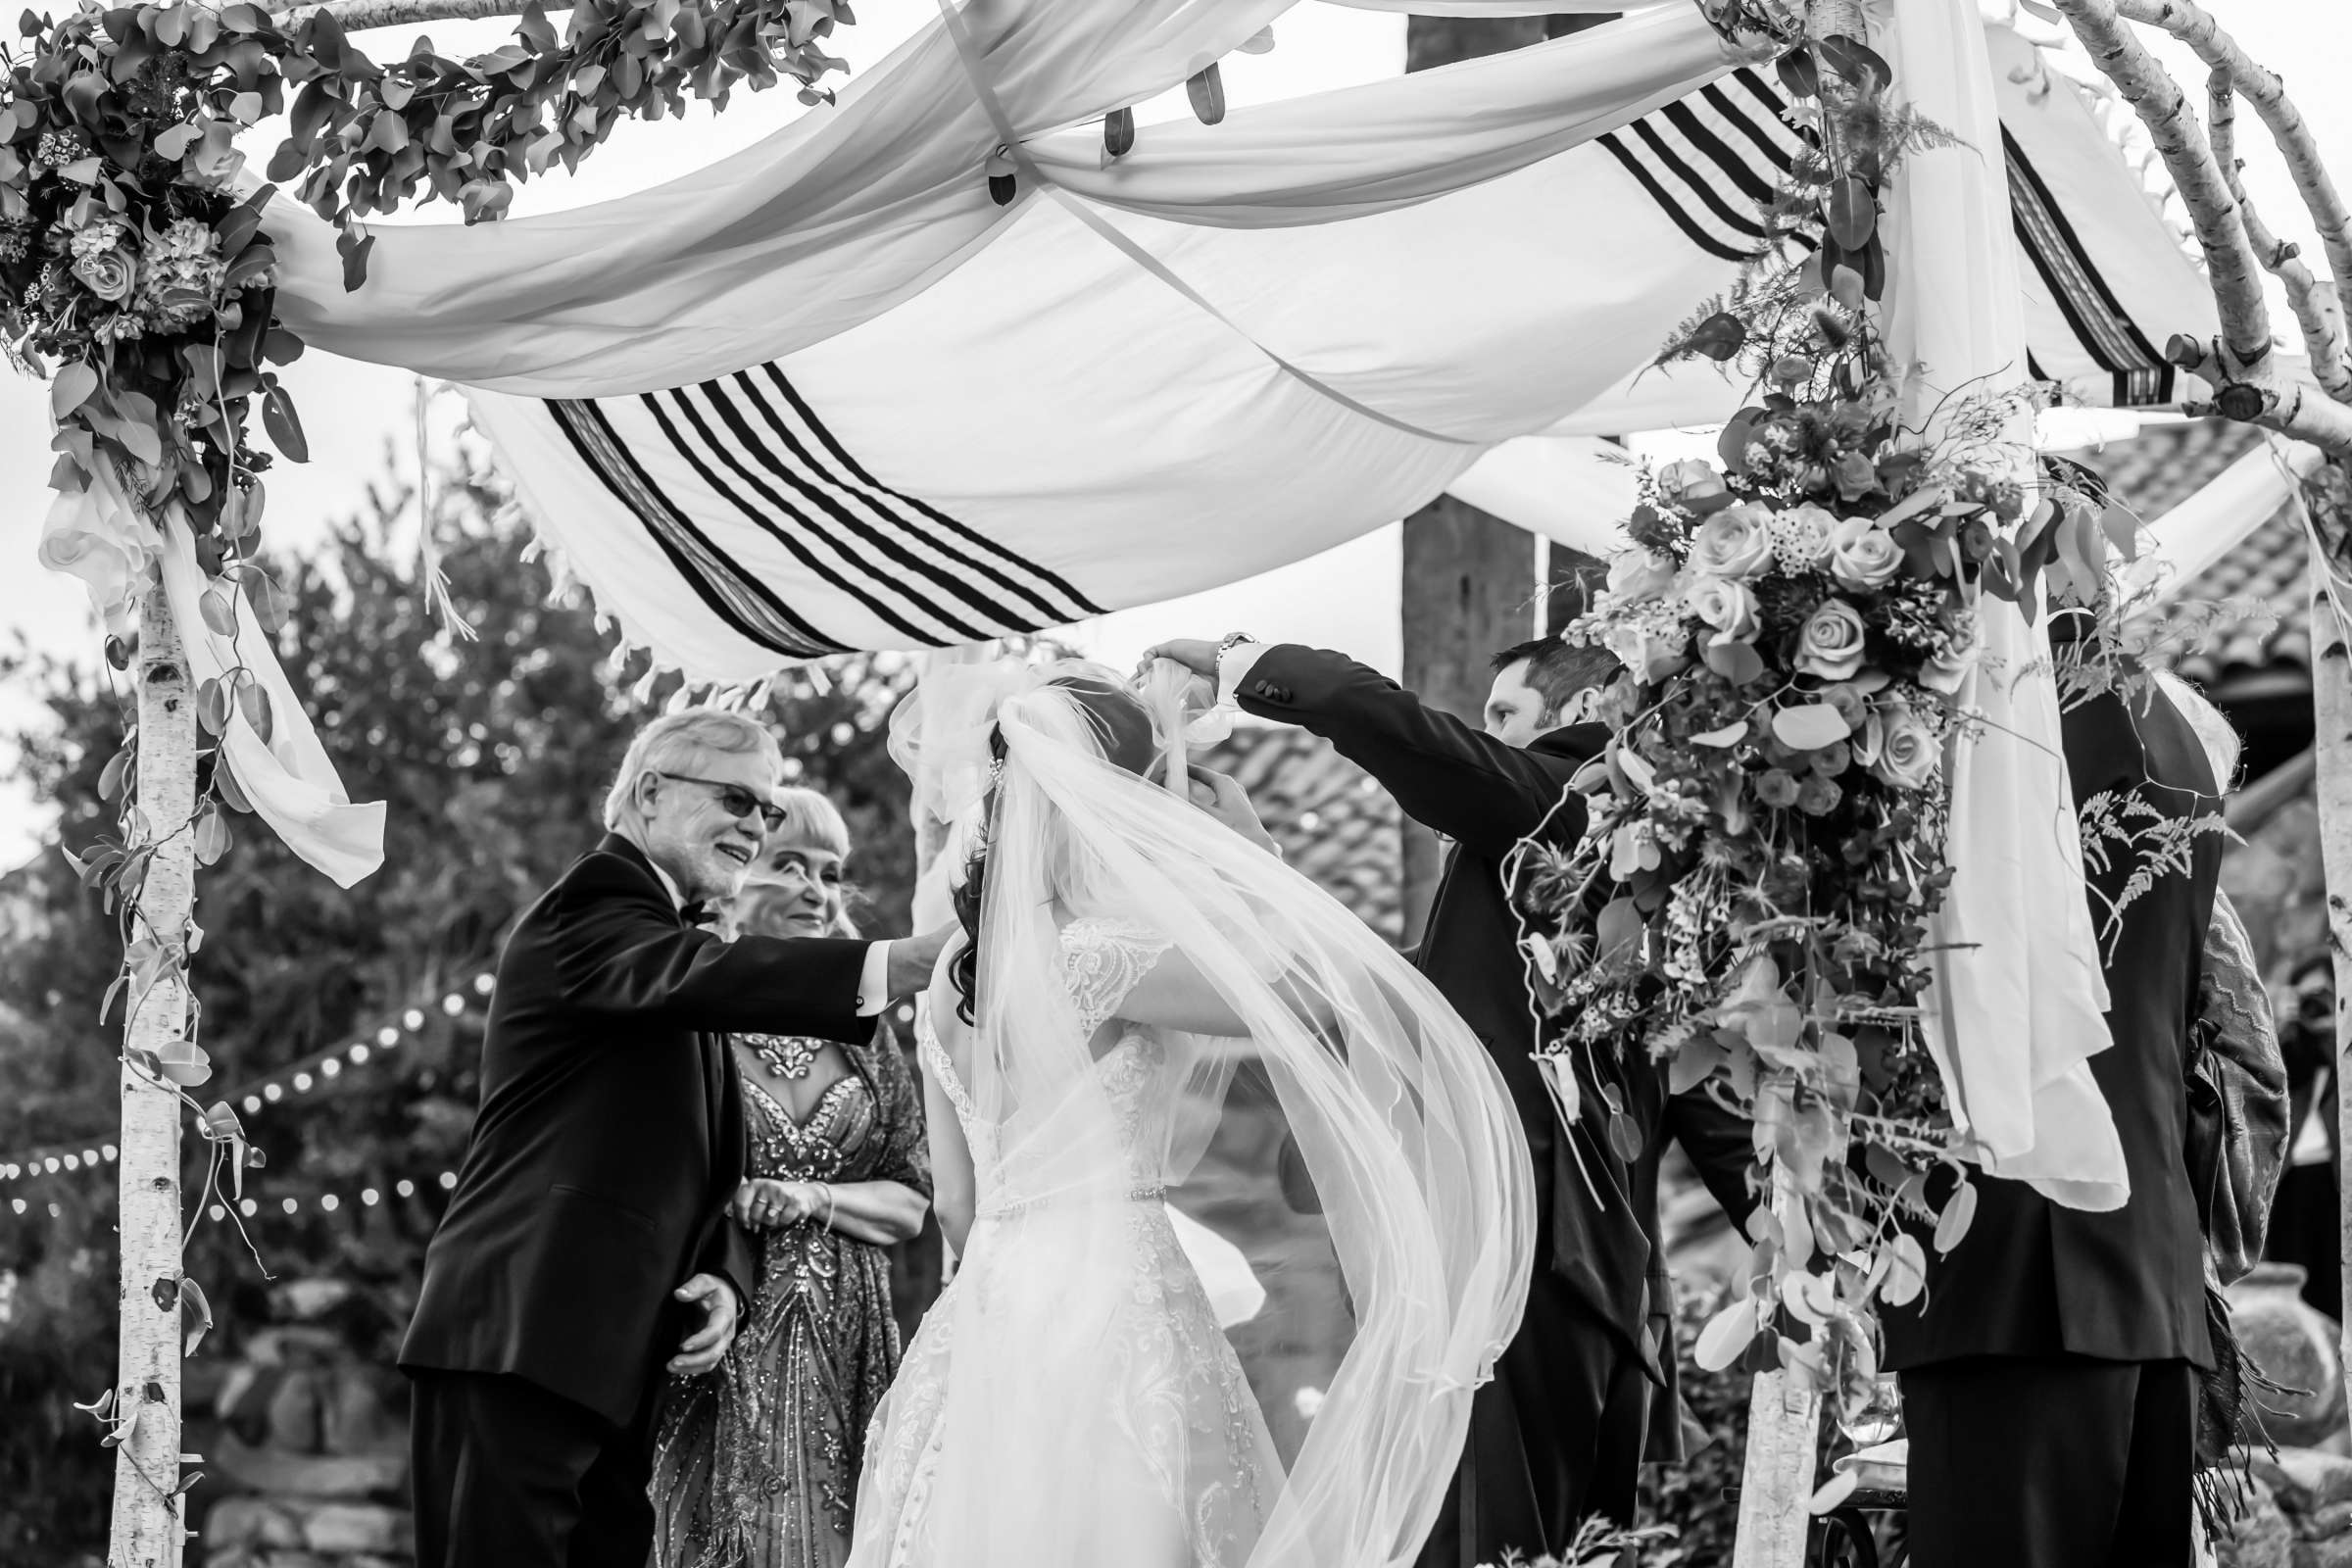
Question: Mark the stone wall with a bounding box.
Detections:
[187,1283,413,1568]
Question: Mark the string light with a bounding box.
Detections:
[0,967,496,1191]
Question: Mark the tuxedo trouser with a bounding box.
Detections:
[1414,1303,1649,1568]
[409,1369,659,1568]
[1900,1354,2196,1568]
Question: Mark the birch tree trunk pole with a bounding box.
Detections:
[2320,579,2352,1408]
[111,588,194,1568]
[1733,1161,1821,1568]
[2301,466,2352,1439]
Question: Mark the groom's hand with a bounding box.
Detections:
[667,1272,741,1377]
[1139,639,1220,681]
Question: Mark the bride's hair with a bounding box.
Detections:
[949,674,1156,1022]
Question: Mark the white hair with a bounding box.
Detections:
[2153,670,2241,790]
[603,708,783,834]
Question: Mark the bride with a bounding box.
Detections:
[846,659,1535,1568]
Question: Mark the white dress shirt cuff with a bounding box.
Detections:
[856,942,892,1016]
[1215,642,1270,709]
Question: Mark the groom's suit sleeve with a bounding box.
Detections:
[550,853,871,1043]
[1231,644,1588,856]
[1664,1091,1759,1237]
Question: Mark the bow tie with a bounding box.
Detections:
[680,900,720,929]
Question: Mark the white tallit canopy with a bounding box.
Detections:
[251,0,2216,674]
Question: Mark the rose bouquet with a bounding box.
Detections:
[1509,334,2142,1420]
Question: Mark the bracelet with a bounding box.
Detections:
[817,1182,837,1229]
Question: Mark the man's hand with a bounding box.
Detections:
[1139,639,1221,681]
[887,924,956,998]
[668,1272,741,1377]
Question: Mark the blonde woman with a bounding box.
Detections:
[653,787,932,1568]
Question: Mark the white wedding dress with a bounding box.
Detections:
[851,657,1535,1568]
[853,916,1283,1568]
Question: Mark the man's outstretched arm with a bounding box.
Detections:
[1145,638,1591,858]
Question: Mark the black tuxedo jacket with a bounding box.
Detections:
[399,834,873,1425]
[1882,684,2222,1371]
[1238,646,1755,1416]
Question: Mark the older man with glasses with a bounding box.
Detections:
[401,707,952,1568]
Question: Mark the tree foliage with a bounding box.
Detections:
[0,451,915,1556]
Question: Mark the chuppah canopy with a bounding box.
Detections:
[252,0,2217,677]
[71,0,2211,1200]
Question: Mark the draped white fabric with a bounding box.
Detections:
[429,7,2197,680]
[1882,0,2124,1207]
[272,4,1739,395]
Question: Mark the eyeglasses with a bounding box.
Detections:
[653,772,786,833]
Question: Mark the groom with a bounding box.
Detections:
[1147,634,1754,1566]
[402,708,948,1568]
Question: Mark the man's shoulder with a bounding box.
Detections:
[1531,721,1607,763]
[520,837,668,931]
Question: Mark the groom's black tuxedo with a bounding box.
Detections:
[1236,645,1754,1567]
[403,833,872,1568]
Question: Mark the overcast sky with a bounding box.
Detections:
[3,1,2346,866]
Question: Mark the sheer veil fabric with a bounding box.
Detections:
[852,658,1535,1568]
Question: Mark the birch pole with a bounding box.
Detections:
[1733,1166,1821,1568]
[2302,475,2352,1436]
[112,589,196,1568]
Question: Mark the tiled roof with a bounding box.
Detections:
[2069,419,2307,682]
[1202,724,1406,946]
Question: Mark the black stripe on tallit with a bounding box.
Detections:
[545,398,843,657]
[757,364,1104,622]
[721,370,1058,636]
[646,388,969,646]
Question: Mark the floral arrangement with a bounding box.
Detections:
[1507,7,2139,1425]
[3,4,311,560]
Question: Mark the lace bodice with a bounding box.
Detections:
[918,917,1177,1203]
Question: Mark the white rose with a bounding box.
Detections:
[1688,502,1778,582]
[1657,458,1729,508]
[1826,514,1904,592]
[1871,702,1940,790]
[1794,599,1868,683]
[1606,548,1680,605]
[1683,574,1759,648]
[1604,616,1693,684]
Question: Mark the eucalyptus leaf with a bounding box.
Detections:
[1692,1295,1759,1372]
[1933,1178,1978,1254]
[198,587,238,639]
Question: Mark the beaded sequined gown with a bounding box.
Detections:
[847,917,1283,1568]
[652,1024,931,1568]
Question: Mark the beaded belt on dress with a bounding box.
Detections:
[976,1182,1166,1220]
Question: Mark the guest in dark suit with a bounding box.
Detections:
[402,708,948,1568]
[1145,634,1755,1567]
[1882,665,2222,1568]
